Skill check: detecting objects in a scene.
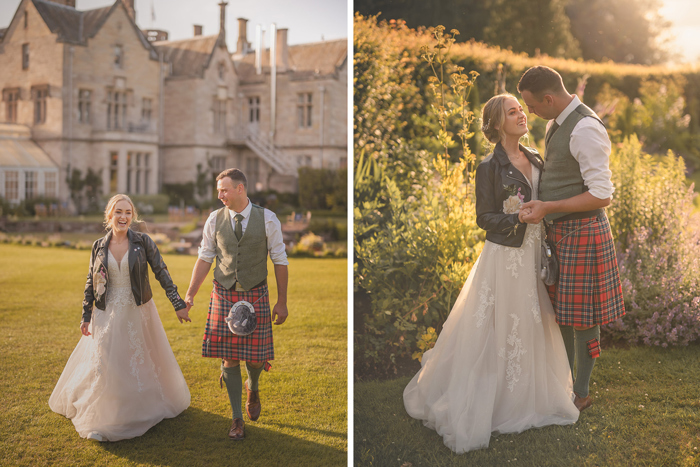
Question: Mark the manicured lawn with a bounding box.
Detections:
[355,345,700,466]
[0,244,347,466]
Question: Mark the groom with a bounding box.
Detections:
[178,168,289,439]
[517,66,625,412]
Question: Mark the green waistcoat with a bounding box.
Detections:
[213,204,268,290]
[540,103,605,221]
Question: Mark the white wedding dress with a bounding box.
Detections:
[49,250,190,441]
[403,164,579,453]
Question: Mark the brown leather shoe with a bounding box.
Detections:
[246,382,262,421]
[228,418,245,440]
[574,394,593,412]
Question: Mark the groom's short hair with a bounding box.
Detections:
[217,168,248,190]
[517,66,566,98]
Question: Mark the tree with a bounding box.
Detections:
[566,0,673,65]
[354,0,490,41]
[483,0,581,59]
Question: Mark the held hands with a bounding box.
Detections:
[520,200,547,224]
[272,302,288,325]
[176,297,194,324]
[80,322,91,336]
[518,206,532,223]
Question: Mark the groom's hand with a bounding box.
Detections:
[521,200,547,224]
[272,303,288,325]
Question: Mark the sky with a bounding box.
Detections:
[659,0,700,63]
[0,0,349,48]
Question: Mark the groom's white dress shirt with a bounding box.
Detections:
[546,95,615,200]
[198,198,289,266]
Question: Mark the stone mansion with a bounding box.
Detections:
[0,0,347,206]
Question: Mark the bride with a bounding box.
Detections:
[49,194,191,442]
[403,93,579,453]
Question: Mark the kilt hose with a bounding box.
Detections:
[202,280,274,369]
[546,213,625,327]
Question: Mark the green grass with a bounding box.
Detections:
[0,244,347,466]
[355,346,700,466]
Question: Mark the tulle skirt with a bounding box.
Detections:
[49,298,190,441]
[404,228,579,453]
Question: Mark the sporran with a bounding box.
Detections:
[220,290,268,336]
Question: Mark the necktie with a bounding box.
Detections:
[545,121,560,146]
[234,214,243,241]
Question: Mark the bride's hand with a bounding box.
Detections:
[176,307,191,324]
[80,322,91,336]
[518,207,531,223]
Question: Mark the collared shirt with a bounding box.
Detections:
[546,95,614,200]
[198,198,289,266]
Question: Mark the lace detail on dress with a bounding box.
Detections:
[106,252,137,308]
[505,249,525,278]
[475,280,495,328]
[529,289,541,323]
[148,350,165,401]
[524,222,541,248]
[498,314,527,392]
[128,321,145,392]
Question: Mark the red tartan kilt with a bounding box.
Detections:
[202,280,274,364]
[546,213,625,327]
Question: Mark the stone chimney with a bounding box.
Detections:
[237,18,249,55]
[194,25,203,36]
[123,0,136,21]
[276,28,289,72]
[218,1,228,48]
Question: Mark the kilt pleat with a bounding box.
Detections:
[202,280,274,363]
[546,214,625,327]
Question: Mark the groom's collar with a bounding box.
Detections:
[229,198,252,219]
[555,95,582,126]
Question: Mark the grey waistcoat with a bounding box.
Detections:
[540,103,605,221]
[213,204,268,290]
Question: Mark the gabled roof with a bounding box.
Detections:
[154,34,221,79]
[82,4,116,39]
[32,0,83,44]
[0,0,158,60]
[234,38,347,83]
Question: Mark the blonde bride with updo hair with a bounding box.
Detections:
[49,192,190,442]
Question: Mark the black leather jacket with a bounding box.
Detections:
[475,143,545,247]
[82,229,186,322]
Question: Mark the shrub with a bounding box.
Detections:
[355,26,484,366]
[604,137,700,346]
[289,232,342,258]
[163,182,196,207]
[297,167,347,212]
[308,218,347,241]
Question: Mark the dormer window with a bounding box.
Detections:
[114,45,123,68]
